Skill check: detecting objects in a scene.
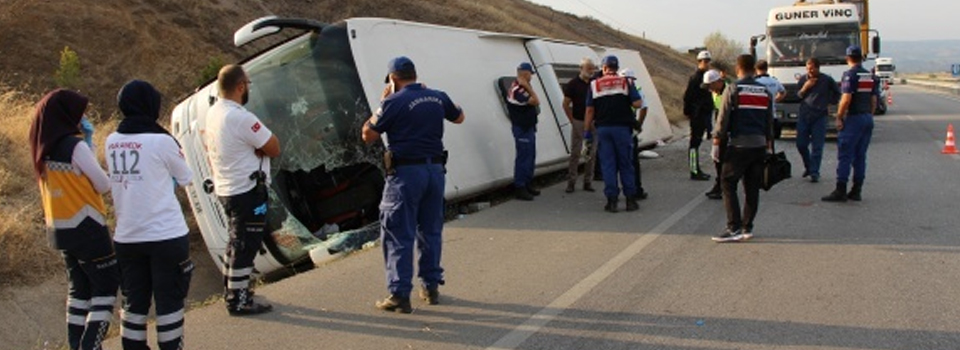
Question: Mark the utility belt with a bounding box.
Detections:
[847,110,873,117]
[384,150,448,176]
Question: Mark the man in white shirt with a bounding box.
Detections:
[202,64,281,316]
[107,80,194,350]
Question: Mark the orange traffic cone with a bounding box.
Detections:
[887,90,893,106]
[942,124,959,154]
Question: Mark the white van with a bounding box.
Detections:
[170,17,671,276]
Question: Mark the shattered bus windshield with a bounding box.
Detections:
[768,24,859,67]
[242,23,384,265]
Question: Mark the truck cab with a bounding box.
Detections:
[750,1,883,134]
[874,57,895,85]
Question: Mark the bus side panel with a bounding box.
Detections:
[523,39,597,154]
[346,19,568,199]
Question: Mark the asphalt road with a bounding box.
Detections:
[106,85,960,350]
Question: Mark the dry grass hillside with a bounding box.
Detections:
[0,87,61,286]
[0,0,693,119]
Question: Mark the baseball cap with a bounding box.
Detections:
[697,50,712,61]
[702,69,722,87]
[517,62,535,74]
[845,45,863,57]
[601,55,619,68]
[618,68,636,79]
[385,56,416,83]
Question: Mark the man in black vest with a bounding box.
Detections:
[683,50,715,181]
[711,54,774,243]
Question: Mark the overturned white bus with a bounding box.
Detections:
[170,17,672,277]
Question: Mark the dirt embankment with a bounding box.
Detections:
[0,0,693,120]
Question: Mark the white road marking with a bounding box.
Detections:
[485,194,707,350]
[906,111,959,160]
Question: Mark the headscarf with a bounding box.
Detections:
[116,80,169,135]
[29,89,89,178]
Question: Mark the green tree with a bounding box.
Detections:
[196,56,225,87]
[54,46,81,89]
[703,32,745,71]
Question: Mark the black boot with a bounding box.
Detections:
[821,183,848,202]
[419,286,440,305]
[227,289,273,316]
[847,182,863,201]
[515,187,534,201]
[583,182,595,192]
[376,294,412,313]
[625,196,639,212]
[690,172,711,181]
[604,198,619,213]
[526,186,541,196]
[705,183,722,199]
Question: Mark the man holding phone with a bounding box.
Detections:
[363,56,465,313]
[506,62,541,200]
[796,57,840,183]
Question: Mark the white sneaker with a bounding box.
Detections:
[712,229,742,243]
[739,231,754,241]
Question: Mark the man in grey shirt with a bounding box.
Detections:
[710,54,774,243]
[796,57,840,182]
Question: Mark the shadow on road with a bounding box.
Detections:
[259,295,960,349]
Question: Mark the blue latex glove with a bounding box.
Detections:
[583,131,592,141]
[79,116,94,148]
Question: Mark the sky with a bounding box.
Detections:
[524,0,959,48]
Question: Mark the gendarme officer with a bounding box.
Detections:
[822,45,878,202]
[711,54,774,243]
[362,56,465,313]
[584,55,643,213]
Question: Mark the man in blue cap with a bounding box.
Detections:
[362,56,465,313]
[584,55,643,212]
[822,46,878,202]
[506,62,541,200]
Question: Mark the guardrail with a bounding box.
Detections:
[904,79,960,95]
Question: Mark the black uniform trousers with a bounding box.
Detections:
[218,186,268,306]
[116,235,192,350]
[689,111,713,174]
[632,135,645,194]
[63,230,119,350]
[721,146,767,232]
[712,145,726,190]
